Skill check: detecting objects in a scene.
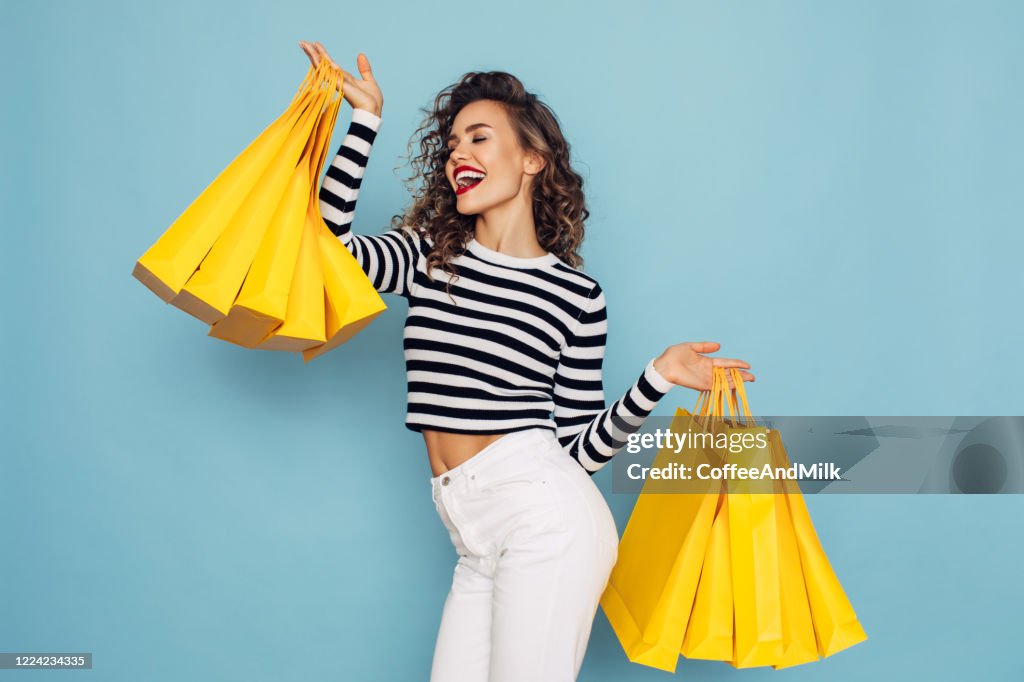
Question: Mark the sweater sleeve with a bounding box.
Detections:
[552,283,676,474]
[318,108,421,297]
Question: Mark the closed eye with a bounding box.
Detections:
[447,137,487,155]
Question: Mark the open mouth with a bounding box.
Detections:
[454,166,486,195]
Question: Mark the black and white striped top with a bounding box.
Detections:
[318,108,675,474]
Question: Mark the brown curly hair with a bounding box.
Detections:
[389,71,589,284]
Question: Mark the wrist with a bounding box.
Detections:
[652,354,670,381]
[646,357,676,394]
[351,107,382,130]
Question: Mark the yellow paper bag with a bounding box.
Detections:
[132,62,328,302]
[211,68,342,347]
[722,375,783,669]
[680,489,735,661]
[771,429,869,658]
[171,67,333,323]
[771,460,820,669]
[599,405,721,672]
[253,196,327,350]
[727,484,783,667]
[300,226,387,362]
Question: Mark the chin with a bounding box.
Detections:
[454,193,483,215]
[454,187,507,215]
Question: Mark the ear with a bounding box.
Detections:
[523,149,546,175]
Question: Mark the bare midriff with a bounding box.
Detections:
[423,430,507,477]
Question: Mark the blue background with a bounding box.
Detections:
[2,0,1022,679]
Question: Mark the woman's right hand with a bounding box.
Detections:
[653,341,754,393]
[298,41,383,117]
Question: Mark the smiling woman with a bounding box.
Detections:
[405,74,590,279]
[301,40,753,682]
[444,101,551,257]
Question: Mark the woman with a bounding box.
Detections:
[299,41,754,682]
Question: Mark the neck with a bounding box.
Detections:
[473,189,546,258]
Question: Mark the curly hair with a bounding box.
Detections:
[389,71,589,286]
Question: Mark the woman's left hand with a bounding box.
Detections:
[298,41,383,117]
[652,341,754,392]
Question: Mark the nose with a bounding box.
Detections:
[451,136,477,161]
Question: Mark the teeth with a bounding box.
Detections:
[456,169,486,186]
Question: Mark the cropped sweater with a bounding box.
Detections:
[317,108,674,474]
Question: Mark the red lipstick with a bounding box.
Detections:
[454,165,486,196]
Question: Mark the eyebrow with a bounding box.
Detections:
[447,123,493,143]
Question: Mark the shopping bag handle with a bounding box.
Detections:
[294,59,333,102]
[703,366,736,417]
[692,365,717,417]
[725,367,757,426]
[307,59,342,105]
[691,367,760,436]
[692,372,712,416]
[695,367,745,416]
[723,367,741,417]
[310,67,343,185]
[693,365,731,432]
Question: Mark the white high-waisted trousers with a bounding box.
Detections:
[428,427,619,682]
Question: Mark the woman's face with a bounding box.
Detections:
[444,99,542,215]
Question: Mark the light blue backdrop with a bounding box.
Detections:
[2,1,1022,680]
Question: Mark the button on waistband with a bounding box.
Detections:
[442,476,451,486]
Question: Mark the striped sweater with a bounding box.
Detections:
[318,108,675,474]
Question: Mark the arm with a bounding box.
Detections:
[553,283,676,475]
[318,108,420,297]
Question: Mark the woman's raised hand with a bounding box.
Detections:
[298,41,383,117]
[653,342,755,392]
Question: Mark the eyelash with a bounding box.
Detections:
[448,137,486,155]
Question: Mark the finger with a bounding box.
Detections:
[688,341,720,354]
[337,67,359,86]
[710,357,751,370]
[299,42,319,65]
[334,71,363,97]
[313,42,335,67]
[717,367,754,386]
[726,370,756,386]
[357,53,375,81]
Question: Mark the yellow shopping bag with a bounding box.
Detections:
[171,67,335,323]
[600,388,723,672]
[679,488,734,661]
[720,371,783,668]
[294,58,387,359]
[682,368,783,667]
[675,369,733,662]
[770,463,820,669]
[299,226,387,362]
[210,65,342,348]
[771,429,869,658]
[132,62,329,303]
[727,484,782,667]
[252,186,328,350]
[262,75,386,353]
[607,366,867,674]
[729,368,866,666]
